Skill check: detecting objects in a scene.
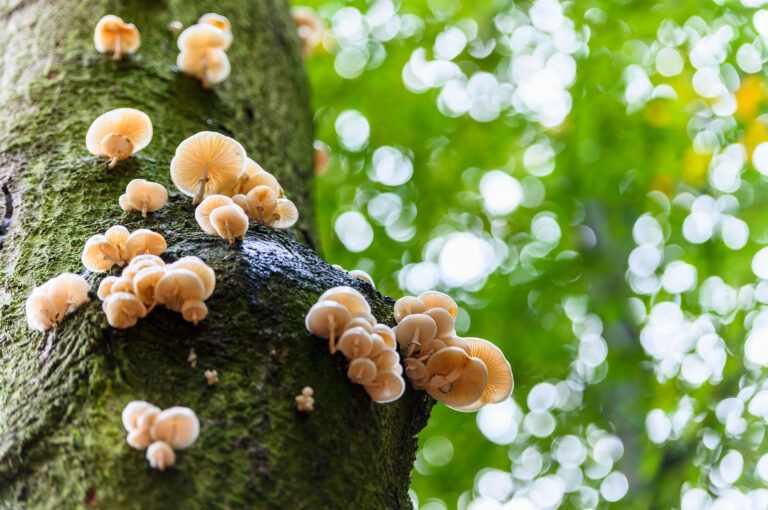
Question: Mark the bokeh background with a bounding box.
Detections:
[297,0,768,508]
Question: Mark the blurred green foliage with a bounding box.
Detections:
[299,0,768,507]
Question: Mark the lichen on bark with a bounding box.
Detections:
[0,1,431,508]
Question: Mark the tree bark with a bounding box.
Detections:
[0,1,431,508]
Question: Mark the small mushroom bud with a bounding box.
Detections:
[394,296,426,323]
[245,185,278,224]
[150,407,200,449]
[154,268,205,312]
[105,225,130,261]
[305,300,351,354]
[124,229,167,260]
[25,289,57,332]
[295,386,314,412]
[268,199,299,229]
[146,441,176,471]
[122,400,161,432]
[82,234,121,272]
[349,269,375,288]
[104,292,147,329]
[204,369,219,386]
[169,256,216,299]
[94,15,140,61]
[97,276,119,300]
[348,358,378,385]
[195,195,235,235]
[363,370,405,404]
[86,108,152,168]
[171,132,245,205]
[318,286,371,315]
[182,299,208,325]
[198,13,233,48]
[418,290,458,319]
[209,205,249,244]
[395,313,437,356]
[120,179,168,217]
[337,327,374,359]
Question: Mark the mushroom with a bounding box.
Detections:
[343,317,373,333]
[424,307,455,338]
[124,229,167,260]
[418,290,458,319]
[25,289,57,332]
[127,428,153,450]
[372,324,396,349]
[337,327,374,359]
[146,441,176,471]
[416,338,446,360]
[82,234,121,272]
[394,296,426,323]
[305,300,351,354]
[313,141,330,174]
[268,199,299,229]
[424,347,488,409]
[394,313,437,356]
[86,108,153,168]
[198,13,233,48]
[123,255,166,279]
[195,195,235,234]
[46,273,90,319]
[295,386,315,412]
[352,311,377,326]
[442,335,471,356]
[97,276,119,300]
[168,21,183,33]
[237,166,280,196]
[349,269,374,288]
[150,407,200,449]
[348,358,378,385]
[154,268,205,312]
[120,179,168,218]
[363,370,405,404]
[292,7,325,57]
[181,299,208,325]
[204,369,219,386]
[122,401,161,432]
[177,47,231,89]
[372,348,400,372]
[404,358,427,388]
[318,286,370,315]
[104,292,147,328]
[231,193,248,214]
[244,185,278,224]
[463,337,514,407]
[171,132,246,205]
[94,15,140,61]
[109,276,134,294]
[105,225,130,260]
[209,205,249,244]
[177,23,229,52]
[133,266,166,307]
[169,256,216,299]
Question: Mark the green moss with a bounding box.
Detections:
[0,1,430,508]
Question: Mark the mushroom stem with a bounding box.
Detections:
[257,206,264,224]
[405,328,420,357]
[225,223,234,245]
[328,319,337,354]
[141,197,148,218]
[108,155,119,169]
[201,56,210,89]
[113,34,122,61]
[192,166,210,205]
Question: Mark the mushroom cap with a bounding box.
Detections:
[210,205,249,241]
[351,311,376,325]
[127,428,153,450]
[348,358,378,385]
[305,301,351,338]
[364,370,405,404]
[394,296,426,323]
[124,229,167,260]
[123,255,166,279]
[418,290,458,319]
[110,276,134,294]
[150,406,200,449]
[48,273,90,318]
[94,15,141,54]
[232,193,248,214]
[136,407,160,432]
[199,13,232,39]
[105,292,147,328]
[372,347,400,372]
[97,276,120,300]
[25,289,56,332]
[177,23,228,51]
[292,7,325,56]
[395,313,437,348]
[372,324,396,349]
[133,266,166,306]
[146,441,176,471]
[418,338,447,358]
[176,48,231,84]
[442,335,471,355]
[105,225,130,258]
[155,268,205,312]
[195,195,235,235]
[245,185,278,222]
[171,132,245,198]
[337,327,373,359]
[270,199,299,229]
[318,286,370,315]
[465,337,514,405]
[86,108,152,156]
[170,256,216,299]
[425,347,488,408]
[182,299,208,324]
[239,168,280,195]
[122,400,160,432]
[369,334,386,358]
[125,179,168,213]
[425,307,455,338]
[82,234,120,272]
[348,269,374,288]
[344,317,373,333]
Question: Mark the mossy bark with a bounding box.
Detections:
[0,1,432,508]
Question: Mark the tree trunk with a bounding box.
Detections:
[0,1,431,508]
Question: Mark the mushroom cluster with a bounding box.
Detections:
[295,386,315,412]
[25,273,90,332]
[119,179,168,218]
[292,7,325,57]
[98,255,215,329]
[94,15,140,61]
[305,286,406,404]
[86,108,153,169]
[122,401,200,471]
[82,226,166,272]
[331,264,375,289]
[393,291,514,412]
[177,14,233,88]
